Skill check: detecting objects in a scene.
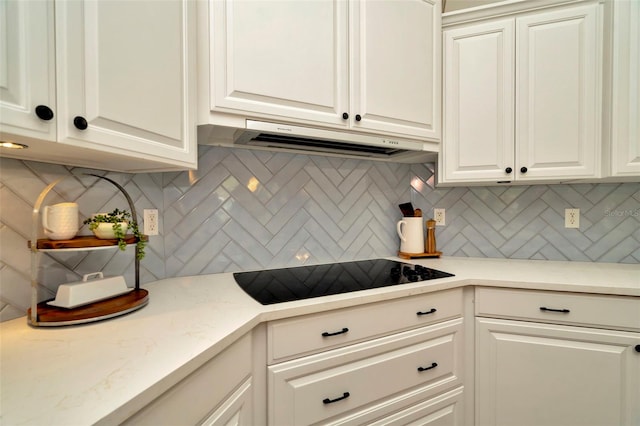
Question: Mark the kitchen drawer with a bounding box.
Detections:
[475,287,640,331]
[268,288,463,363]
[366,386,464,426]
[268,319,464,426]
[123,333,252,425]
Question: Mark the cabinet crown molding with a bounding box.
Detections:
[443,0,599,26]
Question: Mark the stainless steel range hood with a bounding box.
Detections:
[198,120,437,163]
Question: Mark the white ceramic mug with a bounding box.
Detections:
[42,202,79,240]
[396,217,424,254]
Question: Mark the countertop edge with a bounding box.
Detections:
[2,257,638,425]
[101,276,640,424]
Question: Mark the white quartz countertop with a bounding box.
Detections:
[1,257,638,425]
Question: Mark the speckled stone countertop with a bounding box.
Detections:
[1,257,638,425]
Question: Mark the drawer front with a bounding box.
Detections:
[268,288,463,362]
[366,387,464,426]
[269,319,464,426]
[476,287,640,331]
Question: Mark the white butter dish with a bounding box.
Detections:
[47,272,132,309]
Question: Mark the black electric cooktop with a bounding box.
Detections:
[233,259,454,305]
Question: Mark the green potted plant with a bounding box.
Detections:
[83,208,146,259]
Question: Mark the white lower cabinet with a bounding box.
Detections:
[270,320,463,425]
[475,288,640,426]
[123,333,257,426]
[368,386,464,426]
[267,289,466,426]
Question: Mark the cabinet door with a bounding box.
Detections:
[476,318,640,426]
[122,333,253,426]
[441,19,515,183]
[610,0,640,176]
[0,0,56,141]
[55,0,196,168]
[351,0,441,141]
[210,0,349,126]
[516,3,601,180]
[201,378,254,426]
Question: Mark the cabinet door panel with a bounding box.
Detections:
[516,3,600,179]
[56,0,196,166]
[476,318,640,426]
[0,0,56,141]
[442,19,514,183]
[123,334,252,426]
[611,0,640,176]
[211,0,348,125]
[352,0,441,140]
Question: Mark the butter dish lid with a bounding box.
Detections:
[47,272,132,309]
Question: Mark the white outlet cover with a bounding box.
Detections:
[143,209,159,235]
[434,208,446,226]
[564,208,580,228]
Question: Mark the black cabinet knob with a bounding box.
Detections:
[520,166,528,173]
[635,344,640,353]
[355,114,362,122]
[35,105,54,121]
[342,112,349,120]
[73,116,88,130]
[505,167,513,174]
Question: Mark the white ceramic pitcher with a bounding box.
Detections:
[396,217,424,254]
[42,202,79,240]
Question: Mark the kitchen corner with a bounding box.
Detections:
[1,0,639,423]
[1,256,638,425]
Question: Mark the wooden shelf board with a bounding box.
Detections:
[28,235,147,250]
[28,289,149,326]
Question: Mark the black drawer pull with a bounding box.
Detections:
[323,392,350,404]
[635,345,640,353]
[417,308,437,316]
[418,362,438,372]
[540,307,570,313]
[322,327,349,337]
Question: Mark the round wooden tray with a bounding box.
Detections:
[28,289,149,327]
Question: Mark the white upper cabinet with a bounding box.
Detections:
[609,0,640,177]
[441,19,515,182]
[0,0,56,142]
[350,0,441,140]
[440,0,602,185]
[516,4,600,181]
[0,0,197,172]
[209,0,349,127]
[203,0,441,142]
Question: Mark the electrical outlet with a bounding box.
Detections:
[434,208,446,226]
[143,209,159,235]
[565,208,580,229]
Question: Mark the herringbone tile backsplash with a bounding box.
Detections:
[1,147,638,321]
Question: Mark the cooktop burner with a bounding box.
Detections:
[233,259,454,305]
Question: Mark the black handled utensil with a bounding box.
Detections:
[398,202,415,217]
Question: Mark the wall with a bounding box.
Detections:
[1,146,638,321]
